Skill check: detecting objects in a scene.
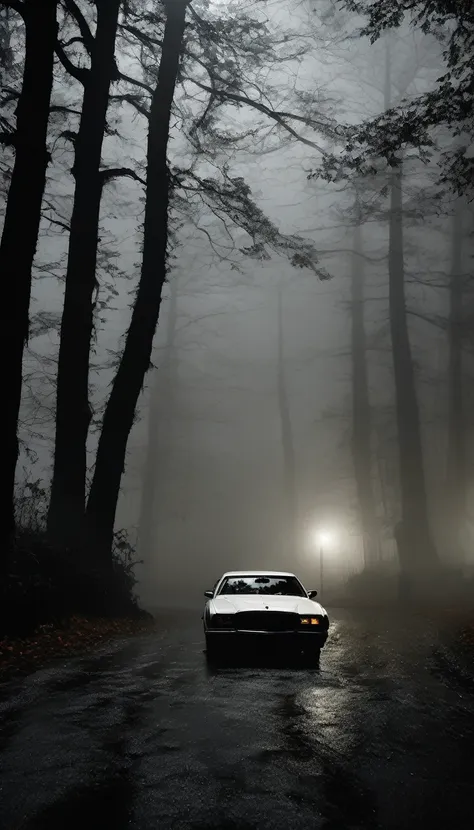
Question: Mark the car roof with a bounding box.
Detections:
[219,570,297,578]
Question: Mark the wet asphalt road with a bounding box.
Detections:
[0,609,473,830]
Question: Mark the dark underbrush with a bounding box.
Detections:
[1,529,149,641]
[1,481,150,642]
[0,524,154,678]
[331,562,474,612]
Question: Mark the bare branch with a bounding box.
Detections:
[118,71,154,96]
[189,79,328,153]
[50,104,82,116]
[118,22,163,50]
[55,42,88,85]
[100,167,146,187]
[61,36,86,50]
[63,0,95,55]
[58,128,77,145]
[407,309,447,330]
[44,214,71,233]
[109,93,150,119]
[1,85,20,103]
[318,247,387,262]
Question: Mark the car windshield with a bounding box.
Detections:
[217,575,307,597]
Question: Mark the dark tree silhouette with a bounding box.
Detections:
[138,270,179,565]
[388,157,437,579]
[319,34,439,582]
[85,0,190,561]
[446,199,467,548]
[276,284,298,554]
[84,0,330,562]
[350,196,379,567]
[48,0,122,546]
[0,0,57,545]
[382,32,437,577]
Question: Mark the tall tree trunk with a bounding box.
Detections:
[0,0,57,544]
[350,201,379,567]
[48,0,121,546]
[389,159,437,577]
[383,35,436,588]
[277,284,297,553]
[85,0,189,561]
[138,272,179,561]
[446,199,466,549]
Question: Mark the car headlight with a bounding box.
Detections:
[212,614,234,628]
[299,616,321,626]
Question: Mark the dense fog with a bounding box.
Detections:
[2,0,473,613]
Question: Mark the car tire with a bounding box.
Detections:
[205,635,221,662]
[301,647,320,667]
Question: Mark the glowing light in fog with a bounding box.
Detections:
[309,528,337,548]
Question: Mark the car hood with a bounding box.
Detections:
[210,594,327,616]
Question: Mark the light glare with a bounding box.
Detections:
[309,527,337,548]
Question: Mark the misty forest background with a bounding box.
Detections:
[1,0,473,631]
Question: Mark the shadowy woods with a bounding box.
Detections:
[1,483,150,645]
[334,563,474,613]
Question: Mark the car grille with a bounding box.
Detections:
[234,611,300,632]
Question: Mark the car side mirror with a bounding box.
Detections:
[204,590,214,599]
[308,590,318,598]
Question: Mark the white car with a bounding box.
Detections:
[203,570,329,664]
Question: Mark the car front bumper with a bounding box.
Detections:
[205,629,328,647]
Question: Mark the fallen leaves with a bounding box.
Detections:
[0,614,154,680]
